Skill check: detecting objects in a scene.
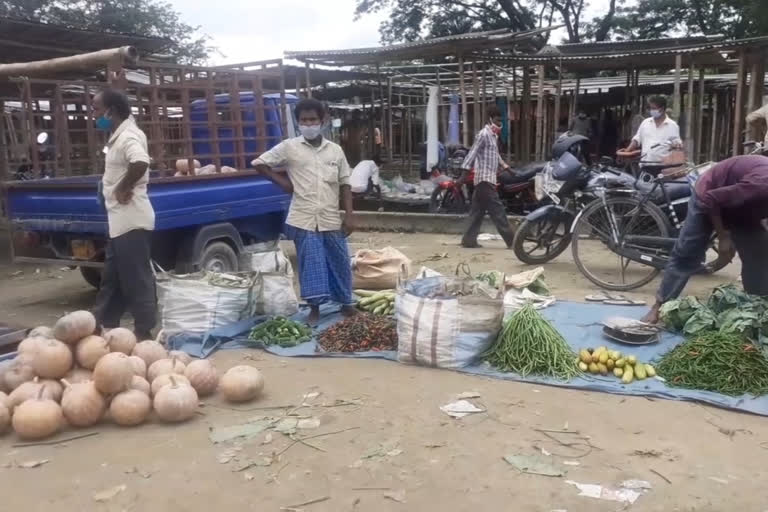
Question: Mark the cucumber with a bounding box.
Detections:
[372,303,388,315]
[354,289,378,297]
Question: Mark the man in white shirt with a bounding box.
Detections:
[252,99,356,326]
[91,89,156,340]
[350,158,381,196]
[623,95,682,165]
[746,103,768,147]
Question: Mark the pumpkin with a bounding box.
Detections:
[150,373,190,397]
[17,336,45,356]
[0,360,13,392]
[30,338,73,379]
[219,365,264,403]
[184,359,219,397]
[10,378,63,410]
[75,335,109,370]
[12,389,63,439]
[110,389,151,426]
[105,328,137,355]
[93,352,133,395]
[175,158,201,174]
[0,391,11,410]
[153,376,198,423]
[63,367,92,384]
[168,350,193,366]
[131,340,168,367]
[0,403,9,434]
[127,356,147,378]
[129,375,151,395]
[61,380,105,427]
[147,357,186,382]
[28,326,54,339]
[53,310,96,344]
[3,359,35,391]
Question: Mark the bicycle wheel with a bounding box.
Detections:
[571,196,671,291]
[512,217,572,264]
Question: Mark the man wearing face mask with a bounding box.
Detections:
[460,105,515,249]
[91,88,156,340]
[622,95,682,168]
[252,99,356,326]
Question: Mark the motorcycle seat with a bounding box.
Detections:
[515,161,547,180]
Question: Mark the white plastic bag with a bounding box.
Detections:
[239,246,293,276]
[254,272,299,317]
[396,275,504,369]
[155,267,259,339]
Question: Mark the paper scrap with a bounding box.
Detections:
[17,459,50,469]
[383,489,407,503]
[440,400,485,418]
[504,455,564,477]
[565,480,642,504]
[93,484,127,502]
[455,391,482,399]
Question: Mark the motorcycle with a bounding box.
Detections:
[429,160,546,214]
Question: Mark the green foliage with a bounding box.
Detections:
[0,0,212,64]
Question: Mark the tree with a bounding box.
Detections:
[0,0,212,63]
[354,0,621,44]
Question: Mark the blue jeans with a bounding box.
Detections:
[657,196,768,302]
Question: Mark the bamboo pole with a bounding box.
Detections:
[481,63,487,123]
[279,62,287,139]
[696,68,705,163]
[512,65,519,162]
[304,62,312,98]
[472,61,480,135]
[506,87,512,162]
[522,66,531,162]
[553,71,562,141]
[387,76,393,161]
[436,68,442,140]
[685,63,695,158]
[535,65,545,161]
[0,100,7,181]
[0,46,137,77]
[673,54,682,120]
[459,55,469,147]
[733,51,747,156]
[709,91,719,161]
[748,53,766,141]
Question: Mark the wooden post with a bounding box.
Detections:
[377,63,384,152]
[512,65,519,162]
[278,62,287,139]
[491,66,497,107]
[22,80,40,174]
[304,61,312,98]
[458,55,469,147]
[0,100,6,181]
[570,77,581,125]
[553,72,562,140]
[733,51,747,156]
[83,85,99,173]
[295,72,301,97]
[387,76,393,161]
[506,87,512,162]
[481,63,487,123]
[696,68,705,163]
[685,63,695,158]
[673,54,682,120]
[748,53,766,141]
[709,91,719,161]
[522,66,531,162]
[407,95,413,175]
[436,68,442,140]
[535,65,545,161]
[472,61,480,135]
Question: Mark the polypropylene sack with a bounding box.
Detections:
[254,272,299,317]
[155,266,259,339]
[239,246,293,276]
[352,247,410,290]
[396,275,504,369]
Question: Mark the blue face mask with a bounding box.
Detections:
[95,115,113,132]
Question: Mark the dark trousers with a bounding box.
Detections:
[657,196,768,302]
[461,181,515,247]
[92,229,157,338]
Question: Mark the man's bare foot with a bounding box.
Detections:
[640,302,661,324]
[308,306,320,327]
[341,305,358,317]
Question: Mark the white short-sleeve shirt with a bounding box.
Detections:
[350,160,380,193]
[101,117,155,239]
[252,136,351,232]
[631,116,682,163]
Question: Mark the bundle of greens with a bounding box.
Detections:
[656,331,768,396]
[483,304,579,380]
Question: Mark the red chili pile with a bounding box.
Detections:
[317,313,398,352]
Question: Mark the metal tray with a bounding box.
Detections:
[601,317,660,345]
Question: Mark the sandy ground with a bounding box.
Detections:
[2,232,767,512]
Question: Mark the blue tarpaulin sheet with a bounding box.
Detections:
[167,301,768,417]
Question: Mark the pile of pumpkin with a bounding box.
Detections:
[0,310,265,440]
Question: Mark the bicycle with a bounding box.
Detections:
[570,160,724,291]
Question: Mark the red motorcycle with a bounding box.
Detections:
[429,162,546,214]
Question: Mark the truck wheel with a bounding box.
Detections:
[80,266,102,289]
[200,241,238,272]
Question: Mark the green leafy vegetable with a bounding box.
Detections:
[660,296,703,331]
[707,284,757,314]
[682,306,717,336]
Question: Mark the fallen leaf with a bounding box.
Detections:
[383,489,407,503]
[208,418,274,443]
[18,459,50,468]
[93,484,126,502]
[504,454,564,477]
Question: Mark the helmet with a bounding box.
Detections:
[551,133,590,160]
[552,151,583,181]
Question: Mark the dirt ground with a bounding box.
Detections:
[2,232,766,512]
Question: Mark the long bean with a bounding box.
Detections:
[484,305,580,380]
[656,331,768,396]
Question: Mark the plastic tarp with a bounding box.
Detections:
[166,301,768,416]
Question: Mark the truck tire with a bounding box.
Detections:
[80,266,102,289]
[200,241,238,272]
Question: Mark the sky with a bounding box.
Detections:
[168,0,614,65]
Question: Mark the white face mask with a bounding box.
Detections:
[299,124,323,140]
[649,109,663,119]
